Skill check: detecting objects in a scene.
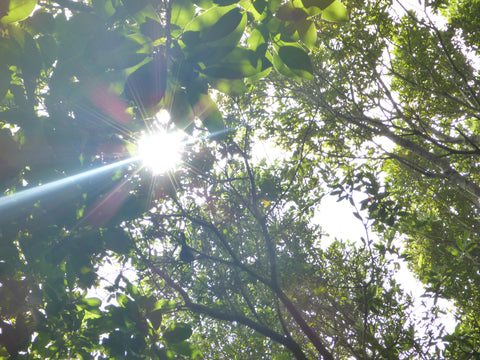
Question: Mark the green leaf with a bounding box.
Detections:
[247,28,265,51]
[152,299,177,311]
[56,12,105,61]
[0,0,37,25]
[88,31,146,70]
[277,4,308,22]
[185,4,236,32]
[201,8,244,43]
[21,32,41,78]
[272,51,301,80]
[277,45,313,79]
[103,227,132,254]
[169,341,196,356]
[267,0,282,12]
[166,90,195,132]
[353,212,362,220]
[213,0,239,5]
[24,11,55,35]
[302,0,334,10]
[163,323,193,343]
[122,0,158,23]
[0,66,11,101]
[191,93,226,135]
[211,78,246,96]
[117,293,129,307]
[124,56,166,110]
[297,20,317,49]
[204,109,226,138]
[183,6,246,64]
[321,0,348,22]
[147,309,162,329]
[252,0,266,14]
[0,37,21,65]
[81,297,102,308]
[92,0,116,19]
[171,0,195,27]
[456,232,467,251]
[245,62,272,82]
[140,18,165,40]
[36,35,57,67]
[202,48,262,79]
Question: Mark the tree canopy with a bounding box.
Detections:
[1,0,479,359]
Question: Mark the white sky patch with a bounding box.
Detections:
[251,137,287,166]
[314,195,366,248]
[315,194,458,336]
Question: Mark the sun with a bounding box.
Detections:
[137,130,185,174]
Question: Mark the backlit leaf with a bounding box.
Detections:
[192,93,226,135]
[202,48,262,79]
[267,0,282,12]
[185,4,237,32]
[297,20,317,49]
[211,78,246,96]
[321,0,348,22]
[81,297,102,308]
[247,28,265,51]
[171,0,195,27]
[0,0,37,24]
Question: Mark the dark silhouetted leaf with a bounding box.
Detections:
[302,0,335,10]
[124,56,166,110]
[213,0,239,6]
[276,45,313,79]
[148,309,163,329]
[201,8,244,43]
[163,323,193,343]
[277,4,308,22]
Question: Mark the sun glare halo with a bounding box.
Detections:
[137,131,184,174]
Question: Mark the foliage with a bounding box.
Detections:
[0,0,352,358]
[252,0,480,356]
[0,0,478,359]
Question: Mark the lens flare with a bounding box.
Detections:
[137,131,184,174]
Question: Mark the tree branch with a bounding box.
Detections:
[146,259,309,360]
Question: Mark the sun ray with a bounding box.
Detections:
[0,157,137,216]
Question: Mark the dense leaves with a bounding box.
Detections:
[0,0,351,358]
[1,0,478,359]
[250,0,480,356]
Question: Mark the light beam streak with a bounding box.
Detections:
[0,156,139,213]
[0,126,241,216]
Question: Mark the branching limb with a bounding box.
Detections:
[145,259,309,360]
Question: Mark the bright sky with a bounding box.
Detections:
[96,0,458,347]
[315,194,457,336]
